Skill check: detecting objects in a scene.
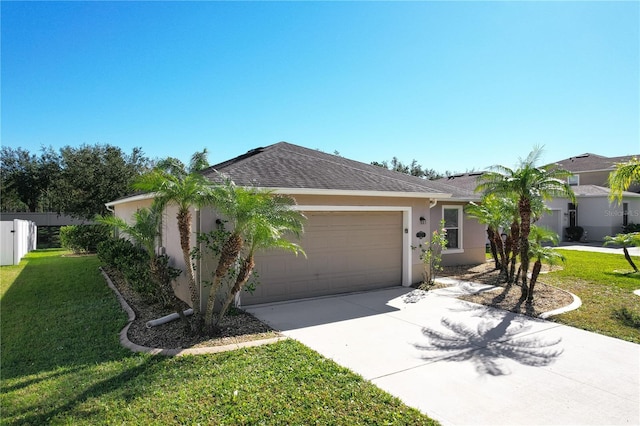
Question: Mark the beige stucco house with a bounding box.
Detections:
[439,153,640,242]
[106,142,485,308]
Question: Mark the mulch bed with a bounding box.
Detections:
[102,266,280,350]
[103,261,574,351]
[439,261,574,317]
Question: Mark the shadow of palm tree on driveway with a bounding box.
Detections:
[415,309,563,376]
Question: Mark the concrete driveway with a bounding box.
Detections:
[247,285,640,425]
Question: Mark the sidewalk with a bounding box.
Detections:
[558,241,640,256]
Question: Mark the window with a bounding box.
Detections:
[568,175,579,186]
[442,206,462,251]
[623,203,629,227]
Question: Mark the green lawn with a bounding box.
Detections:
[1,250,437,425]
[544,250,640,344]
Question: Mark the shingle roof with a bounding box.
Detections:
[435,172,485,193]
[571,185,640,198]
[552,153,639,173]
[202,142,477,199]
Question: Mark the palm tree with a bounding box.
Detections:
[476,146,575,300]
[465,194,511,273]
[215,191,306,325]
[603,232,640,272]
[609,157,640,203]
[96,202,162,260]
[133,149,214,330]
[527,225,564,303]
[204,177,306,331]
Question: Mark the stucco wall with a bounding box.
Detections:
[112,193,488,307]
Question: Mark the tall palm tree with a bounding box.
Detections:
[133,149,214,329]
[204,176,306,331]
[603,232,640,272]
[476,146,575,300]
[608,157,640,203]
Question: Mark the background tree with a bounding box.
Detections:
[372,157,443,180]
[1,146,61,212]
[476,146,575,302]
[56,144,150,219]
[609,157,640,203]
[133,149,214,333]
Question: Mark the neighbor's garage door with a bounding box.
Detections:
[243,211,403,305]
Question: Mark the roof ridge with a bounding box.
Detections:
[274,143,454,193]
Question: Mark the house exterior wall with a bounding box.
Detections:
[542,196,640,242]
[572,171,609,187]
[111,192,487,308]
[429,201,486,267]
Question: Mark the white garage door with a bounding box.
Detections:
[243,211,403,305]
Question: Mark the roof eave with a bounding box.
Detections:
[267,187,453,199]
[105,192,155,208]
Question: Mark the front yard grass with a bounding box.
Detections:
[1,250,437,425]
[545,250,640,344]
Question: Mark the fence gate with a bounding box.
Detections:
[1,220,37,266]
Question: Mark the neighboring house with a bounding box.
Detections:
[539,153,640,241]
[439,153,640,242]
[106,142,485,308]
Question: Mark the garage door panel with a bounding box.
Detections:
[245,211,403,305]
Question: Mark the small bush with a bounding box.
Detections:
[623,223,640,234]
[97,238,156,300]
[565,226,584,242]
[59,225,110,253]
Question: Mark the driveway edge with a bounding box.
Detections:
[100,267,286,357]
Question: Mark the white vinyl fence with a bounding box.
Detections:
[1,220,37,266]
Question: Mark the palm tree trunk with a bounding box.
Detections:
[216,255,255,325]
[493,230,507,279]
[177,208,200,321]
[204,233,243,332]
[519,197,532,300]
[623,247,639,272]
[487,227,500,269]
[528,260,542,303]
[508,221,520,283]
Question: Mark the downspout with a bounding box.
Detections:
[429,199,438,209]
[195,207,202,313]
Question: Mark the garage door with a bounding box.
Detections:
[243,211,403,305]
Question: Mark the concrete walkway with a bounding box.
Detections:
[558,242,640,256]
[247,286,640,425]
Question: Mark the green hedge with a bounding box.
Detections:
[59,225,110,254]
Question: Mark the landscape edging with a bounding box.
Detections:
[99,267,286,356]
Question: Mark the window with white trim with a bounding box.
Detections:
[442,206,463,250]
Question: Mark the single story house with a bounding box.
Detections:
[107,142,485,308]
[439,152,640,242]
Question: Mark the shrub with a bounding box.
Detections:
[565,226,584,242]
[59,224,110,254]
[97,238,156,300]
[623,223,640,234]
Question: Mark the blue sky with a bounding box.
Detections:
[2,1,638,173]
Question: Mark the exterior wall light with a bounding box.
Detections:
[419,216,426,224]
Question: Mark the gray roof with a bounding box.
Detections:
[203,142,476,199]
[552,153,639,173]
[571,184,640,198]
[435,172,485,193]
